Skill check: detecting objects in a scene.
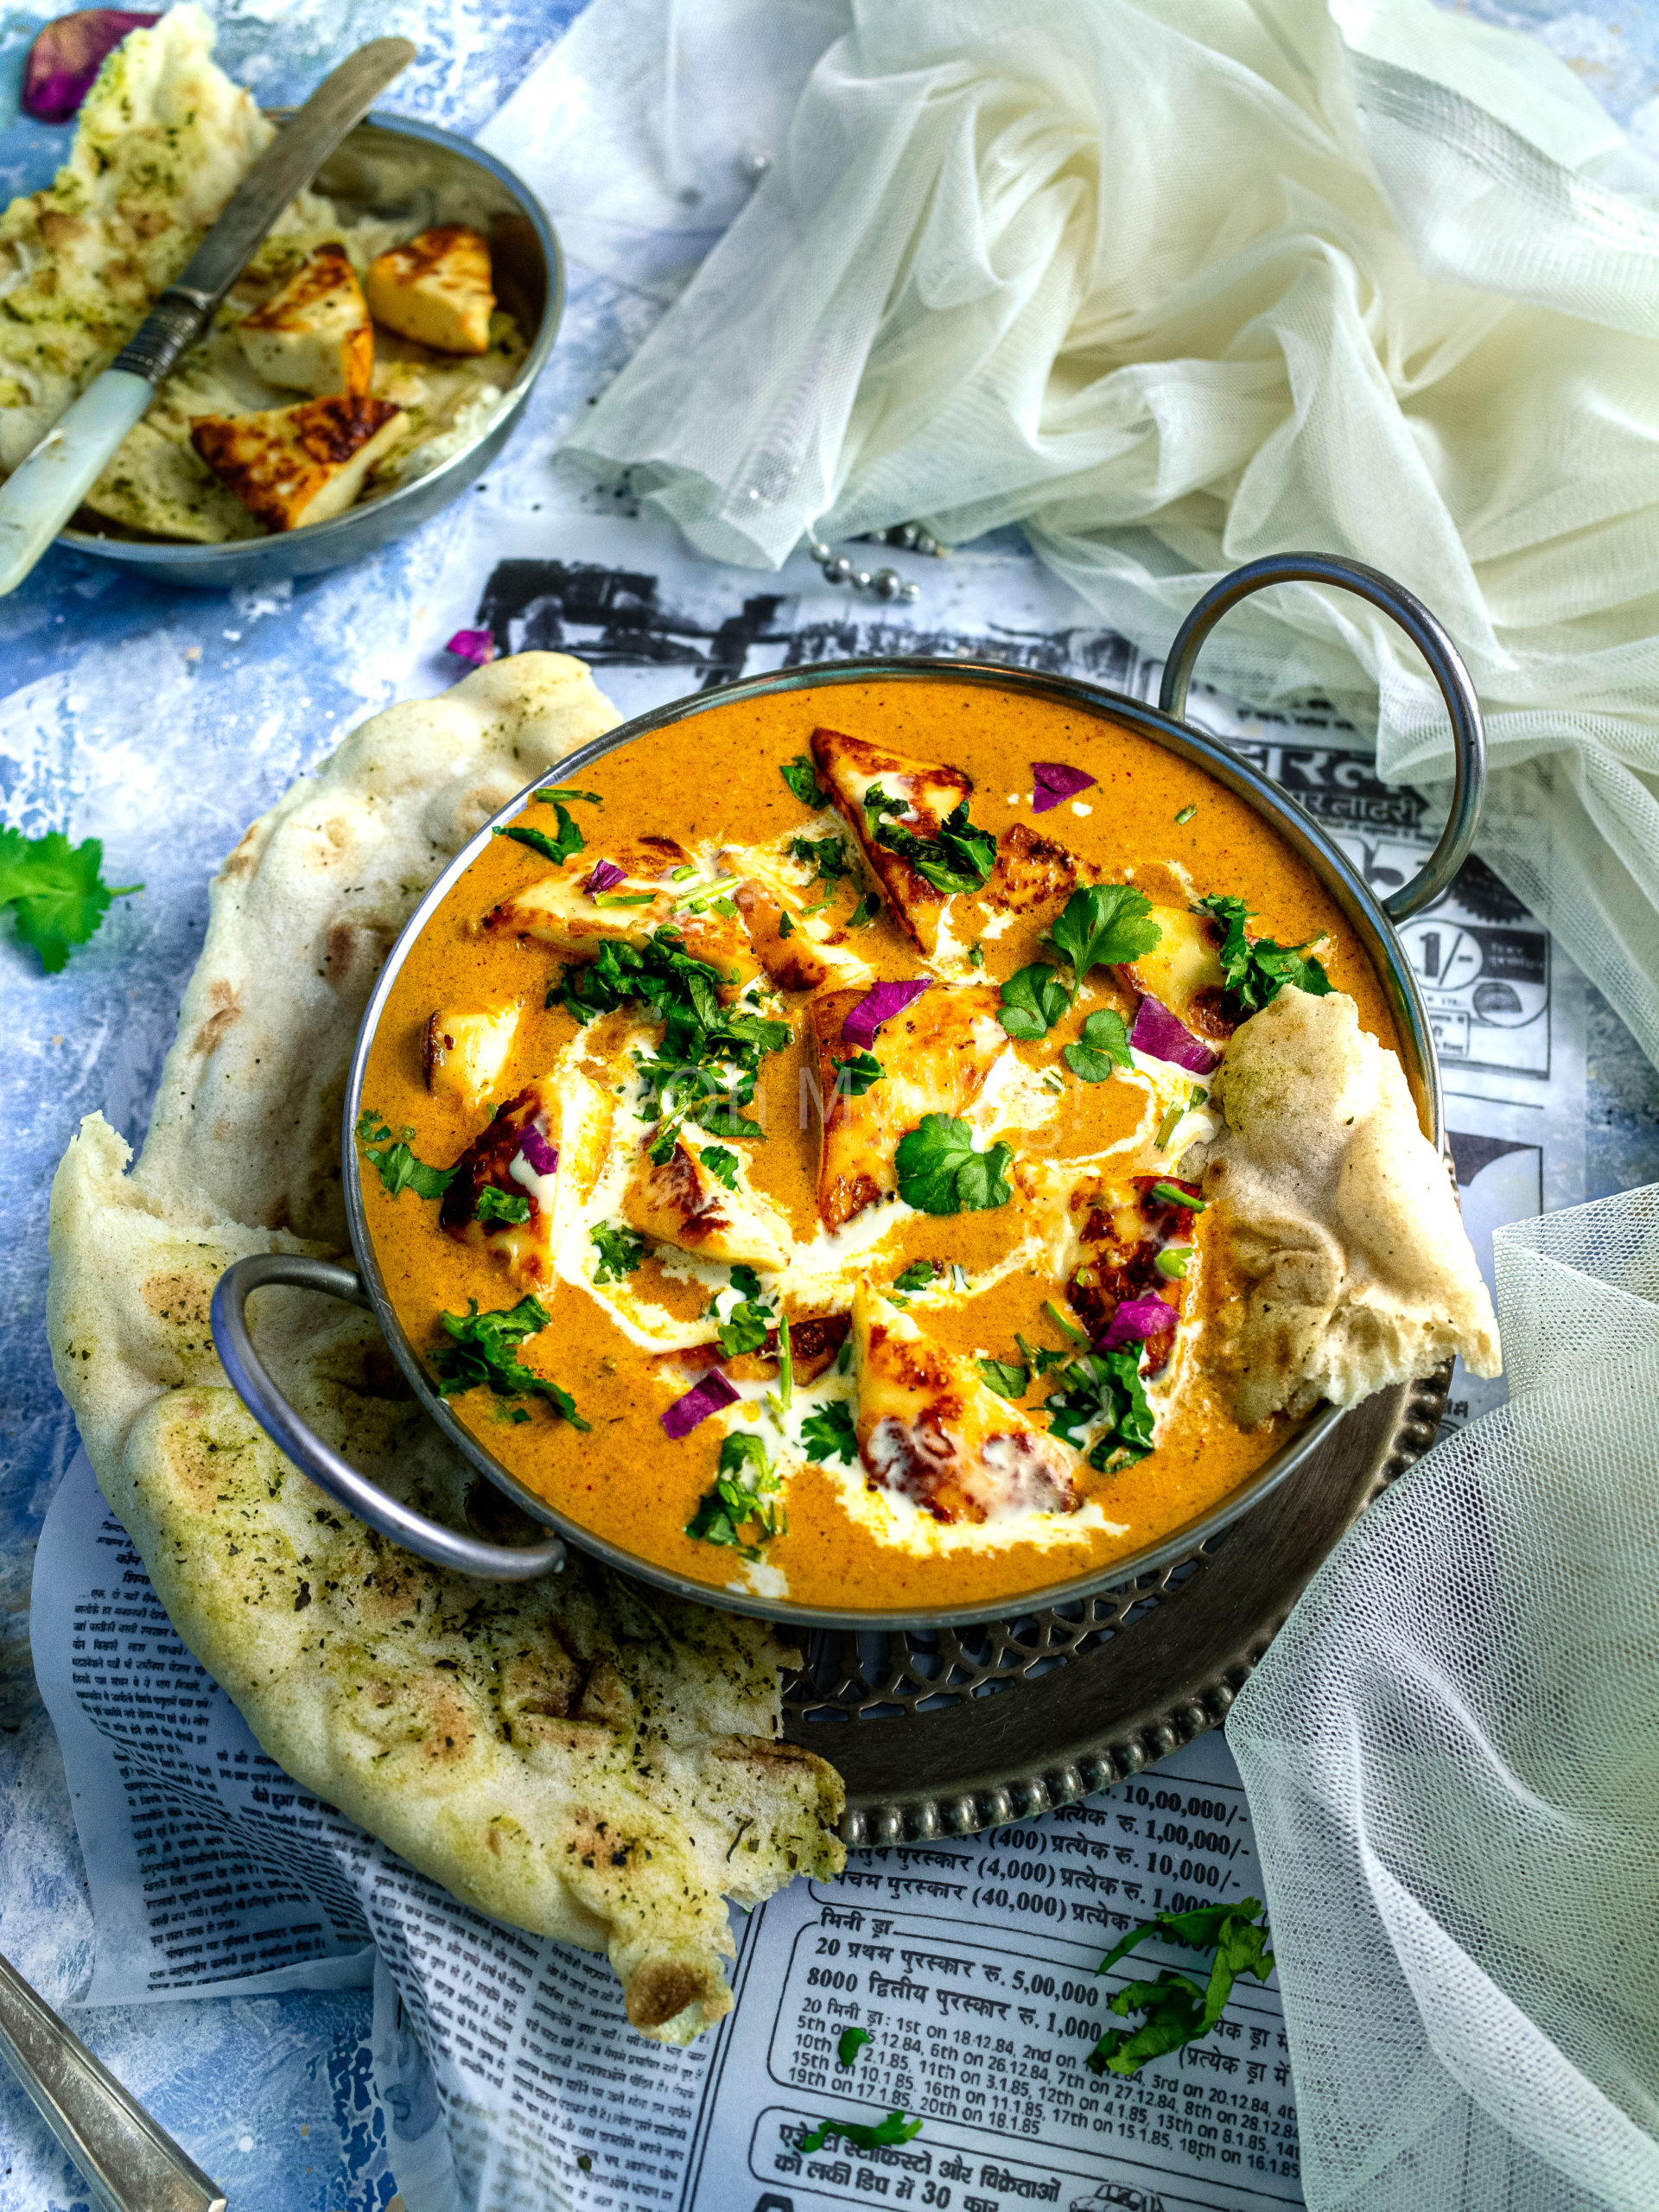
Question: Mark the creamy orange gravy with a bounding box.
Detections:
[361,677,1404,1611]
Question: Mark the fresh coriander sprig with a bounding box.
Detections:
[1195,893,1331,1013]
[430,1295,588,1428]
[1044,883,1161,1001]
[1086,1898,1274,2077]
[685,1432,785,1557]
[894,1114,1014,1216]
[0,827,140,973]
[998,962,1071,1040]
[1063,1007,1132,1083]
[862,785,996,896]
[355,1110,455,1202]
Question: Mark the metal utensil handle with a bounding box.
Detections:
[0,1948,226,2212]
[1157,551,1486,922]
[211,1252,565,1580]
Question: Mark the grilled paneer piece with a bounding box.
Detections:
[621,1135,791,1271]
[851,1284,1077,1524]
[366,223,494,355]
[1122,905,1230,1036]
[809,726,980,957]
[1065,1174,1199,1376]
[724,846,872,995]
[983,820,1092,915]
[653,1313,852,1390]
[238,243,373,397]
[482,836,760,998]
[439,1071,613,1289]
[189,394,407,531]
[806,982,1007,1230]
[423,1003,519,1110]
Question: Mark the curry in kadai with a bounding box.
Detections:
[359,676,1498,1612]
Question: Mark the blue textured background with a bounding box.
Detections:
[3,1,1659,2203]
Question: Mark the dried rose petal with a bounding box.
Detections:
[1032,760,1096,814]
[443,627,496,667]
[842,978,930,1050]
[23,10,158,124]
[587,857,626,897]
[1129,994,1221,1076]
[661,1369,740,1440]
[518,1127,558,1178]
[1097,1295,1177,1351]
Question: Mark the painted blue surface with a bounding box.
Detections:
[3,0,1659,2203]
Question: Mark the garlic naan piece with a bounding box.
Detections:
[1197,986,1501,1426]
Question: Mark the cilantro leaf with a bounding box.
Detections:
[998,962,1071,1040]
[1194,893,1332,1014]
[701,1145,740,1190]
[1016,1332,1072,1379]
[729,1265,765,1300]
[894,1114,1014,1217]
[892,1260,940,1293]
[782,755,829,809]
[430,1296,588,1427]
[1045,1348,1155,1471]
[715,1300,772,1358]
[1087,1972,1209,2077]
[863,788,996,896]
[591,1222,646,1282]
[357,1114,455,1204]
[1043,884,1161,997]
[791,834,850,882]
[847,892,881,929]
[799,2113,921,2155]
[1063,1007,1133,1084]
[686,1431,785,1557]
[800,1399,858,1465]
[475,1185,531,1225]
[977,1357,1028,1401]
[1088,1897,1274,2075]
[838,2026,872,2068]
[832,1050,885,1097]
[0,828,140,974]
[497,815,584,865]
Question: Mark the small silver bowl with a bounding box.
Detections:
[57,112,563,591]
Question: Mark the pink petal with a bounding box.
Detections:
[842,978,930,1050]
[24,10,158,124]
[443,628,496,667]
[1032,760,1096,814]
[662,1369,740,1439]
[1128,994,1221,1076]
[1098,1295,1177,1351]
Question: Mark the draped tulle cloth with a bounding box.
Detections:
[1230,1187,1659,2212]
[559,0,1659,1070]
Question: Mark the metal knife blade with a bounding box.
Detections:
[111,34,417,387]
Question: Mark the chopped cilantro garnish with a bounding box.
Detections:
[862,785,996,896]
[1087,1898,1274,2077]
[730,1265,765,1300]
[1063,1007,1132,1084]
[998,961,1070,1040]
[977,1357,1029,1401]
[777,1312,793,1409]
[1016,1332,1072,1377]
[0,827,140,973]
[1175,804,1197,825]
[430,1295,588,1428]
[799,2113,921,2154]
[356,1110,454,1202]
[833,1050,885,1097]
[782,755,829,809]
[1193,893,1332,1012]
[474,1185,531,1225]
[791,834,850,883]
[968,942,985,968]
[1045,1349,1154,1472]
[894,1114,1014,1217]
[715,1267,773,1358]
[800,1398,858,1465]
[892,1260,939,1293]
[837,2026,872,2067]
[777,912,794,938]
[1043,883,1161,997]
[590,1222,646,1282]
[686,1432,785,1557]
[847,892,881,929]
[702,1145,741,1190]
[498,815,585,865]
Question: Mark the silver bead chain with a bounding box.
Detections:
[802,521,945,601]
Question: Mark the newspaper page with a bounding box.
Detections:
[29,524,1585,2209]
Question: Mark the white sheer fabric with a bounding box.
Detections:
[1230,1188,1659,2211]
[554,0,1659,1069]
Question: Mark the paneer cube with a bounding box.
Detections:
[810,726,976,958]
[851,1283,1078,1523]
[1122,906,1227,1033]
[189,395,408,533]
[365,225,494,355]
[621,1135,791,1271]
[423,1002,519,1109]
[238,244,373,397]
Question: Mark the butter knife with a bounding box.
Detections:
[0,35,416,597]
[0,1948,226,2212]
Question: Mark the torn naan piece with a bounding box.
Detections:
[46,655,844,2044]
[1194,986,1501,1425]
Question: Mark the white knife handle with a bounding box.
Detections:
[0,370,154,597]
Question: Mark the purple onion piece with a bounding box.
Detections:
[1128,994,1221,1076]
[518,1126,558,1178]
[842,977,931,1049]
[661,1368,740,1440]
[1031,760,1097,815]
[586,857,626,897]
[23,10,157,123]
[1098,1295,1178,1351]
[443,628,496,667]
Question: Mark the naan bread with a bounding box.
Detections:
[46,654,845,2043]
[1195,986,1501,1427]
